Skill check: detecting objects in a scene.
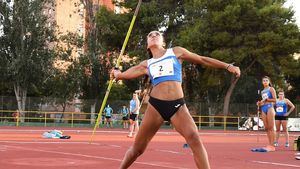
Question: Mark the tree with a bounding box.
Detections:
[0,0,56,121]
[68,0,300,117]
[42,32,84,120]
[178,0,300,115]
[93,0,186,93]
[284,57,300,104]
[76,0,115,113]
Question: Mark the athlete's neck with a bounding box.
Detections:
[149,46,167,59]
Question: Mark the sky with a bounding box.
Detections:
[284,0,300,26]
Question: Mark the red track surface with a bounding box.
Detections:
[0,126,299,169]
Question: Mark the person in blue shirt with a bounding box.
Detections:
[104,104,113,128]
[121,105,130,129]
[112,30,240,169]
[274,89,295,147]
[128,92,140,137]
[256,76,277,152]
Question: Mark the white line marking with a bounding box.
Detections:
[5,145,189,169]
[0,140,122,148]
[156,149,182,154]
[0,141,90,144]
[0,129,260,135]
[1,140,191,157]
[252,160,300,168]
[1,140,191,156]
[1,128,299,137]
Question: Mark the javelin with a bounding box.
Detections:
[257,88,260,143]
[90,0,143,143]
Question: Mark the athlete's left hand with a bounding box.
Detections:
[227,65,241,78]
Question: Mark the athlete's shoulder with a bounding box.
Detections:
[172,46,192,60]
[139,60,148,66]
[284,98,291,103]
[269,87,276,91]
[172,46,187,54]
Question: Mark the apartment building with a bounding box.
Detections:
[48,0,117,68]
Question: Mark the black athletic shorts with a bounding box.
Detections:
[275,116,288,121]
[122,116,129,120]
[130,114,138,121]
[149,96,185,121]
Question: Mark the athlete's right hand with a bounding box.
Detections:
[111,68,122,80]
[256,101,263,106]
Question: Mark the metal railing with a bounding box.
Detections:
[192,115,239,131]
[0,110,240,130]
[0,110,95,127]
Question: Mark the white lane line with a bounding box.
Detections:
[1,140,192,156]
[1,141,190,156]
[5,145,189,169]
[0,129,264,135]
[2,129,299,137]
[252,160,300,168]
[156,149,182,154]
[0,140,122,148]
[0,145,8,152]
[0,141,91,144]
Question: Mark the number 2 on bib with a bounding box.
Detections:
[149,58,174,79]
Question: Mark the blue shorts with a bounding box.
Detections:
[260,104,273,114]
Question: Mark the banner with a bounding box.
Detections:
[238,117,263,131]
[288,118,300,132]
[238,117,300,131]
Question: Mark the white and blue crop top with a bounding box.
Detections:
[147,48,182,86]
[261,87,273,101]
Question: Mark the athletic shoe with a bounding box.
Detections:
[296,156,300,160]
[183,143,189,148]
[60,135,71,139]
[274,142,278,147]
[285,143,289,147]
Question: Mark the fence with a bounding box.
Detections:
[0,96,299,130]
[0,110,240,130]
[1,96,299,117]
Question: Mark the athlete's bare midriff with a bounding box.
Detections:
[150,81,184,100]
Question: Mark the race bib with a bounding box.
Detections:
[276,106,284,113]
[149,58,174,79]
[262,93,268,100]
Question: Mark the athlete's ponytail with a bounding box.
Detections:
[147,48,153,59]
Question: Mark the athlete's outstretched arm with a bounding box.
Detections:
[173,46,241,77]
[112,60,148,80]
